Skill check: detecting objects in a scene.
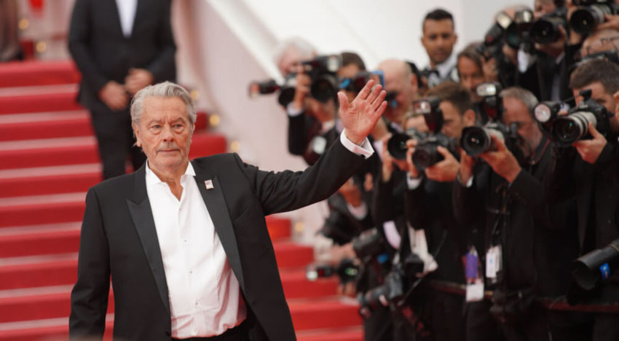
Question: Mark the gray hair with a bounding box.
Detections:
[500,87,539,119]
[272,37,317,65]
[130,81,196,125]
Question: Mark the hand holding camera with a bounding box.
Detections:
[572,122,608,164]
[478,135,522,183]
[424,146,460,182]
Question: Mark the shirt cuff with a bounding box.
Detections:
[406,174,423,190]
[346,202,368,220]
[457,173,474,188]
[286,102,304,117]
[340,130,374,159]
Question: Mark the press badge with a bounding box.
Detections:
[485,245,502,279]
[465,246,484,302]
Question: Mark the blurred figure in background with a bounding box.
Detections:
[0,0,22,61]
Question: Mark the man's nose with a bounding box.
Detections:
[161,125,174,141]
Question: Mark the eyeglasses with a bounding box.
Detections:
[582,36,619,57]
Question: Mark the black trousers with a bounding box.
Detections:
[89,106,145,180]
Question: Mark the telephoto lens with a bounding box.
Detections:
[570,4,614,35]
[460,126,501,156]
[552,111,597,146]
[572,239,619,290]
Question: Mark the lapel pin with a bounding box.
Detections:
[204,179,214,190]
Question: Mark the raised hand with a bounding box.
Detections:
[338,80,387,145]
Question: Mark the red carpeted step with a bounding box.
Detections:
[0,287,357,328]
[0,91,82,115]
[0,164,102,199]
[0,317,114,341]
[0,61,80,88]
[0,132,226,170]
[0,217,290,259]
[0,110,208,142]
[274,242,314,268]
[297,327,364,341]
[289,298,362,331]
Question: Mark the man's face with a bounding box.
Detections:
[502,96,542,156]
[381,71,414,125]
[439,101,466,140]
[457,56,484,103]
[133,96,194,175]
[421,19,457,66]
[573,82,619,132]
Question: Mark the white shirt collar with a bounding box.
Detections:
[434,53,457,79]
[145,161,195,186]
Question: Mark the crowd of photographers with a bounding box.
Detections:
[250,1,619,340]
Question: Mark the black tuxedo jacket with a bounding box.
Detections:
[68,0,176,111]
[70,140,368,341]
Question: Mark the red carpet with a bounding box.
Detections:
[0,61,363,340]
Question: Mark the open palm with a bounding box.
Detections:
[338,80,387,145]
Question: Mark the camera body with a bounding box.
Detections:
[248,54,342,106]
[387,97,458,169]
[531,7,568,45]
[460,82,519,156]
[533,89,613,146]
[570,0,619,35]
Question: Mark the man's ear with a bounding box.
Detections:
[132,122,142,147]
[463,109,476,126]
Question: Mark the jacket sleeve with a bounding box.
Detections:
[70,188,110,338]
[240,138,369,216]
[68,0,108,94]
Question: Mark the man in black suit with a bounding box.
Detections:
[68,0,176,180]
[69,80,387,341]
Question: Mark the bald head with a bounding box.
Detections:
[377,59,417,124]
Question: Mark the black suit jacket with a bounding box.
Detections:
[68,0,176,111]
[70,140,368,341]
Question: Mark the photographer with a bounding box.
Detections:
[546,58,619,340]
[456,42,498,123]
[403,82,476,341]
[286,51,367,165]
[455,87,583,340]
[420,8,459,87]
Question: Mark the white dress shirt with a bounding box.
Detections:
[146,162,246,338]
[115,0,138,37]
[144,133,373,338]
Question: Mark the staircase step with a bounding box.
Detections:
[0,132,226,170]
[0,164,101,198]
[0,111,208,142]
[297,327,364,341]
[0,61,80,88]
[0,284,351,325]
[0,215,290,259]
[0,90,82,115]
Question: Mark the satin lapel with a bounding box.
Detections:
[126,166,170,315]
[193,165,246,291]
[130,0,145,40]
[107,0,125,39]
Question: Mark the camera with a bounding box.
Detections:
[531,7,568,45]
[340,70,385,94]
[387,128,430,160]
[533,89,613,146]
[357,253,426,316]
[248,76,297,107]
[410,98,458,170]
[572,239,619,291]
[352,228,389,261]
[461,122,518,156]
[478,11,513,58]
[504,9,535,52]
[570,0,619,35]
[248,54,342,106]
[460,82,519,156]
[306,258,361,284]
